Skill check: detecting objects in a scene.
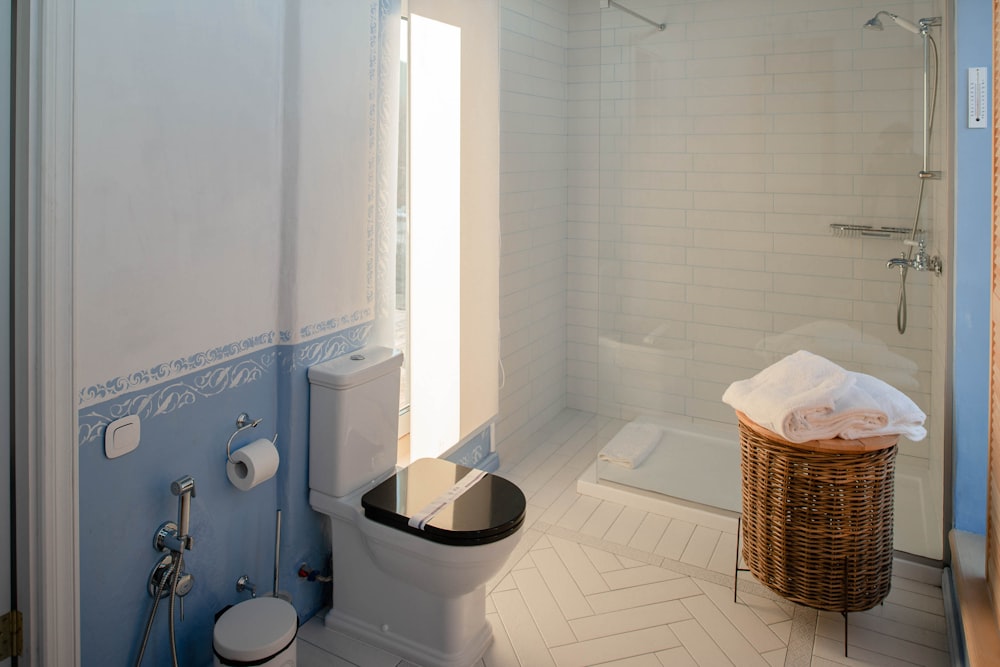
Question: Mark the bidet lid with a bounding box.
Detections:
[307,346,402,389]
[213,596,298,662]
[362,457,526,546]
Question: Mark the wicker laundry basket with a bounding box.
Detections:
[736,411,898,613]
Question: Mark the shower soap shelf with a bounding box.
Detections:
[829,223,917,239]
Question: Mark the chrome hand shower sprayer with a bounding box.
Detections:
[864,11,943,334]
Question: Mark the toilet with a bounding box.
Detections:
[307,346,526,667]
[213,596,298,667]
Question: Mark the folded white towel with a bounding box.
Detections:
[722,350,927,443]
[837,372,926,441]
[721,350,856,441]
[599,422,662,469]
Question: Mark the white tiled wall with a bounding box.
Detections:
[499,0,572,444]
[563,0,945,438]
[498,0,948,556]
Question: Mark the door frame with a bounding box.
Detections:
[12,0,79,664]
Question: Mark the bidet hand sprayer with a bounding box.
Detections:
[171,475,196,550]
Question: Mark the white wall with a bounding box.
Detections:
[75,1,380,400]
[75,2,284,390]
[498,0,571,445]
[73,3,397,660]
[498,0,948,557]
[565,0,944,431]
[562,0,948,557]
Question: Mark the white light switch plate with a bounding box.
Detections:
[105,415,141,459]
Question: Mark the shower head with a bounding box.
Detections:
[863,10,921,35]
[863,13,884,30]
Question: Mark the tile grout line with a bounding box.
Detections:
[785,604,818,667]
[538,521,785,606]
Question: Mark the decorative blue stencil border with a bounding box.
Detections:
[77,316,376,409]
[78,323,372,447]
[77,331,276,408]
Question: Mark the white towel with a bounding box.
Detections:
[721,350,857,441]
[722,350,927,443]
[599,422,662,469]
[836,372,926,441]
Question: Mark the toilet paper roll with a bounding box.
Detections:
[227,438,280,491]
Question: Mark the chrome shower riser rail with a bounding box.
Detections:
[919,17,942,179]
[601,0,665,31]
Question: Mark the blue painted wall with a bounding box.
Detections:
[952,0,992,535]
[79,326,370,666]
[72,3,405,665]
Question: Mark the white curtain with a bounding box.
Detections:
[373,0,403,347]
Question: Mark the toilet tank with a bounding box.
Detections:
[308,346,403,497]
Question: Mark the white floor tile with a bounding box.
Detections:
[483,614,520,667]
[603,505,647,546]
[550,535,611,595]
[581,543,627,574]
[680,595,770,666]
[568,600,690,641]
[628,512,669,553]
[297,409,952,667]
[669,618,734,667]
[679,525,722,568]
[531,546,595,620]
[549,625,681,667]
[655,519,695,561]
[589,577,702,614]
[580,500,625,538]
[492,588,557,667]
[602,564,684,590]
[653,646,698,667]
[512,567,578,647]
[693,579,785,653]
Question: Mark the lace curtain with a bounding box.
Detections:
[372,0,403,348]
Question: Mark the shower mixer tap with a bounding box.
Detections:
[886,239,942,276]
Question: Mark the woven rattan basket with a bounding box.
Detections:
[736,411,898,613]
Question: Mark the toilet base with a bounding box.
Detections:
[324,606,493,667]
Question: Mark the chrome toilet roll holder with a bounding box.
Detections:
[226,412,277,463]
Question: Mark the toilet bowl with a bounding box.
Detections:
[213,596,298,667]
[306,347,526,667]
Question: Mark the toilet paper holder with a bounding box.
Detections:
[226,412,277,463]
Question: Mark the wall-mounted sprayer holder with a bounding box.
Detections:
[147,477,197,614]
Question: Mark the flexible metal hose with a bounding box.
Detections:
[168,549,185,667]
[133,557,177,667]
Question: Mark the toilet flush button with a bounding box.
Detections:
[105,415,141,459]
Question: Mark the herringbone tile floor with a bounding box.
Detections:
[299,409,952,666]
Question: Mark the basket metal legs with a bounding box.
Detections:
[733,515,750,604]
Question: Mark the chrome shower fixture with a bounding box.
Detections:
[863,11,938,35]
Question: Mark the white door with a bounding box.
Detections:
[1,1,12,664]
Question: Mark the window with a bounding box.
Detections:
[399,1,499,461]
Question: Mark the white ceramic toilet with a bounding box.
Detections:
[307,346,526,667]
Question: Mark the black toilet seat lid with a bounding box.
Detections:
[361,458,526,546]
